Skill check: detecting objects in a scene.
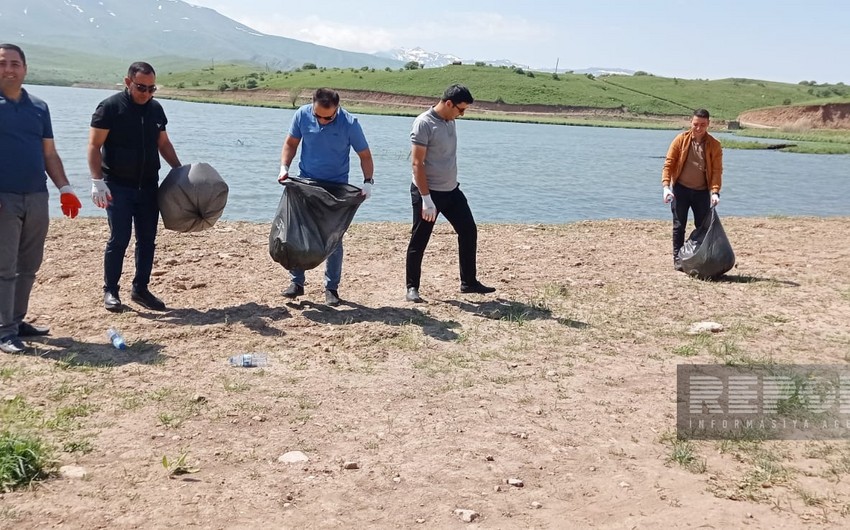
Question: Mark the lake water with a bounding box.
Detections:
[29,85,850,223]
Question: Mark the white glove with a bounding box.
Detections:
[91,178,111,209]
[710,193,720,207]
[663,186,674,204]
[360,181,373,199]
[421,194,437,222]
[277,164,290,184]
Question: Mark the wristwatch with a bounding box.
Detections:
[364,178,374,184]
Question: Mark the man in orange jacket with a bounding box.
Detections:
[661,108,723,271]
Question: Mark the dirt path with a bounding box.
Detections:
[2,215,850,528]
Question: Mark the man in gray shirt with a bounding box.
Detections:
[405,84,496,302]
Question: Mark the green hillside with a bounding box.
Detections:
[156,64,850,121]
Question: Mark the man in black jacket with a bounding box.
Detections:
[87,62,181,312]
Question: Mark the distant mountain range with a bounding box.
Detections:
[375,47,634,77]
[0,0,402,71]
[0,0,633,82]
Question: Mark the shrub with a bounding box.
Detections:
[526,71,535,78]
[404,61,420,70]
[217,82,229,91]
[475,61,486,67]
[245,79,258,89]
[633,70,651,76]
[551,73,560,81]
[0,431,53,492]
[302,63,318,70]
[514,68,525,75]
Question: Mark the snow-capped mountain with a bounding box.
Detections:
[375,47,633,76]
[375,47,527,69]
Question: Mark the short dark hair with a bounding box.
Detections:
[441,84,474,105]
[313,88,340,107]
[0,43,26,66]
[693,108,710,119]
[127,61,156,79]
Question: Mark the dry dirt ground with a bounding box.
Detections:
[738,103,850,130]
[2,215,850,529]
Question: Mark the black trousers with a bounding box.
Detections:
[671,182,710,258]
[406,183,478,289]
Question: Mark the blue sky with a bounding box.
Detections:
[187,0,849,84]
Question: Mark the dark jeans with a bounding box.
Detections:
[406,183,478,289]
[671,182,710,259]
[104,184,159,294]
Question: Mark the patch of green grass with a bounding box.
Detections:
[668,439,707,473]
[0,431,54,492]
[795,486,826,506]
[0,397,44,430]
[0,366,16,380]
[161,450,200,477]
[45,403,96,431]
[62,439,94,455]
[389,323,425,352]
[672,334,713,357]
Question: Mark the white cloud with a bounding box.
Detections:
[236,11,554,60]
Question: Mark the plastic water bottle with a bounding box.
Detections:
[107,328,127,350]
[228,353,268,368]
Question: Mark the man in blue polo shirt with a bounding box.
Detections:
[276,88,374,306]
[0,43,82,354]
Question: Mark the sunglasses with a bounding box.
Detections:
[313,108,337,122]
[453,102,467,115]
[132,82,157,94]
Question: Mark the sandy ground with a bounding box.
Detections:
[2,215,850,529]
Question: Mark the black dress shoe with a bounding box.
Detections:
[1,335,27,354]
[283,282,304,299]
[460,281,496,294]
[18,322,50,337]
[131,289,166,311]
[104,291,122,312]
[405,287,423,302]
[324,289,341,306]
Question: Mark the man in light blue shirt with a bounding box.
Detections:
[277,88,374,306]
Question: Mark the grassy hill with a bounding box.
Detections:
[154,63,850,121]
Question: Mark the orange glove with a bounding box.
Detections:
[59,185,81,219]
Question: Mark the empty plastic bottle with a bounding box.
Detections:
[228,353,268,368]
[107,328,127,350]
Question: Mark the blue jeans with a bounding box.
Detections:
[0,192,49,338]
[103,184,159,294]
[288,241,343,291]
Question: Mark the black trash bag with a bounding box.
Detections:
[158,163,229,232]
[679,208,736,280]
[269,176,366,271]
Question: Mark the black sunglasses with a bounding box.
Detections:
[313,109,337,122]
[133,82,157,94]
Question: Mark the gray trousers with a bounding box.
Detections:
[0,191,49,338]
